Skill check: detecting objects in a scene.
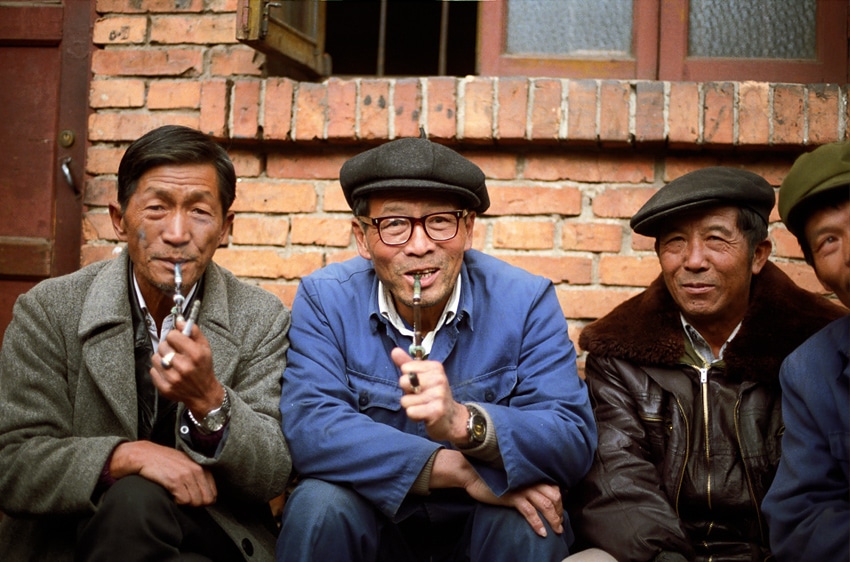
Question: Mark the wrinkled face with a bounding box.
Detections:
[805,199,850,309]
[110,163,233,317]
[353,194,474,329]
[657,206,770,336]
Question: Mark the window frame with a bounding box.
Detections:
[477,0,661,79]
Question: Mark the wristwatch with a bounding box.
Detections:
[466,405,487,445]
[188,388,231,434]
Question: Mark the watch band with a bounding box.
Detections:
[187,388,231,434]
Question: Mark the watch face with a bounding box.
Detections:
[471,416,486,442]
[203,410,227,432]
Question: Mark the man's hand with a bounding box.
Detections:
[392,347,468,444]
[110,441,217,506]
[151,320,224,417]
[431,449,564,538]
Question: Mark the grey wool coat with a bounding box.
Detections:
[0,250,292,561]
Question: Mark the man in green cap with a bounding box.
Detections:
[762,141,850,561]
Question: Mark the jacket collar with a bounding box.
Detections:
[579,261,844,383]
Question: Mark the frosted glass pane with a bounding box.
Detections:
[506,0,633,57]
[689,0,816,59]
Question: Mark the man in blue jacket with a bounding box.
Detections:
[276,137,597,562]
[763,141,850,561]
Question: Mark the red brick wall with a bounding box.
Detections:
[86,1,849,350]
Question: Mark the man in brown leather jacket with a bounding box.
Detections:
[568,167,845,562]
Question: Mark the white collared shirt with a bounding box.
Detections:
[680,312,742,364]
[132,266,197,353]
[379,275,461,357]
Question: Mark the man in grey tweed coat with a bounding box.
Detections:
[0,125,291,561]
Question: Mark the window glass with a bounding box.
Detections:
[505,0,633,57]
[688,0,816,59]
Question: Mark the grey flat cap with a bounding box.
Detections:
[630,167,774,237]
[340,137,489,213]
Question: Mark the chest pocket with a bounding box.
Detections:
[348,370,403,425]
[449,366,517,405]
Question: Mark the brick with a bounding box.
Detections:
[530,79,561,141]
[466,152,517,180]
[150,14,236,44]
[96,0,203,13]
[470,223,486,250]
[93,16,147,45]
[462,76,494,140]
[209,45,264,77]
[232,79,261,139]
[773,261,824,294]
[200,79,228,137]
[81,244,120,267]
[738,81,770,145]
[771,225,804,259]
[82,212,117,242]
[263,77,294,141]
[703,82,734,145]
[229,150,262,177]
[492,220,555,250]
[89,113,198,141]
[326,250,360,265]
[498,255,592,285]
[325,78,356,139]
[90,79,145,108]
[592,187,657,219]
[86,146,125,175]
[323,182,351,212]
[561,223,623,252]
[426,77,457,140]
[567,79,598,142]
[360,79,390,140]
[84,177,117,207]
[599,80,631,144]
[635,81,664,143]
[497,77,528,140]
[267,151,349,180]
[147,81,201,109]
[232,215,289,246]
[91,48,203,77]
[631,232,657,251]
[598,255,661,287]
[524,153,654,183]
[807,83,840,144]
[213,249,323,280]
[290,217,353,247]
[556,288,640,320]
[259,283,299,309]
[294,81,327,141]
[209,0,237,12]
[772,84,805,145]
[668,82,700,145]
[487,185,581,216]
[230,180,318,213]
[392,78,422,139]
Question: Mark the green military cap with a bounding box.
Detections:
[779,142,850,237]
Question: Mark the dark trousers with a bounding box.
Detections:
[75,475,243,562]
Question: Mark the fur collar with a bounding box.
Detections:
[579,262,845,383]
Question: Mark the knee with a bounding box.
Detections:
[281,479,376,534]
[98,475,173,521]
[470,503,571,557]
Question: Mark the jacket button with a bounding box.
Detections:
[242,538,254,556]
[484,390,495,402]
[358,393,368,406]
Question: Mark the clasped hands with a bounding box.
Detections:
[391,347,564,538]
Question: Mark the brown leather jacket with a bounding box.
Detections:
[569,262,845,562]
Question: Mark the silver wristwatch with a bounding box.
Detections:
[466,405,487,445]
[187,388,231,434]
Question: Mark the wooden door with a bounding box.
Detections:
[0,0,92,339]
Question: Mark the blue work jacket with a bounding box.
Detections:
[763,315,850,561]
[281,250,596,517]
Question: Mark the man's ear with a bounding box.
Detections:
[352,218,373,261]
[109,202,128,241]
[219,211,235,246]
[751,238,772,275]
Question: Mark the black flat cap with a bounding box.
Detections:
[339,137,489,213]
[630,167,774,237]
